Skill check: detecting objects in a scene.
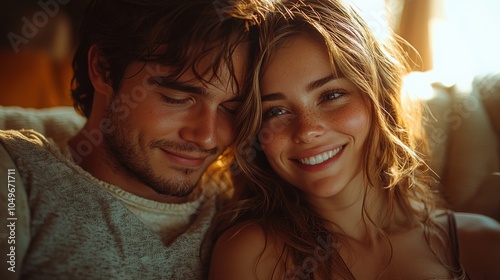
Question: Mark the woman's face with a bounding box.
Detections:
[258,34,371,200]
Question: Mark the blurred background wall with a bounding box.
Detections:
[356,0,500,84]
[1,0,499,108]
[0,0,90,108]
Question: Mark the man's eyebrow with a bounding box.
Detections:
[306,75,335,92]
[148,77,208,96]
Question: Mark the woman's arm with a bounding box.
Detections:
[456,212,500,279]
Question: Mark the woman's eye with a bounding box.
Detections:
[263,107,287,120]
[321,90,345,102]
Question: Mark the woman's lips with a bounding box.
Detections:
[298,145,344,165]
[293,144,346,171]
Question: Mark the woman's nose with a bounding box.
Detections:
[292,111,325,144]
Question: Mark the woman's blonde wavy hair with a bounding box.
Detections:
[211,0,460,279]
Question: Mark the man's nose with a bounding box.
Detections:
[179,106,218,150]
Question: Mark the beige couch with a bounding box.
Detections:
[1,72,499,220]
[413,72,500,220]
[0,106,85,149]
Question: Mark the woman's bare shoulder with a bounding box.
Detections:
[433,210,500,233]
[454,212,500,232]
[209,223,285,280]
[454,212,500,279]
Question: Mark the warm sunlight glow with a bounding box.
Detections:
[431,0,500,86]
[349,0,392,40]
[403,71,436,100]
[342,0,500,100]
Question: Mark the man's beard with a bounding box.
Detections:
[105,132,199,197]
[102,108,201,198]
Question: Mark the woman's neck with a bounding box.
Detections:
[306,172,389,244]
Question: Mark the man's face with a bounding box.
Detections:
[102,47,246,199]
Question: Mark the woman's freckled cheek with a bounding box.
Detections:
[342,107,370,134]
[272,133,287,145]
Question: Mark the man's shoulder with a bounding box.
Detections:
[0,129,72,181]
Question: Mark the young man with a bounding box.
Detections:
[0,0,265,278]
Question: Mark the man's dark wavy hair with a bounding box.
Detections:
[71,0,265,118]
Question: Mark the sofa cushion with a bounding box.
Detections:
[0,106,85,147]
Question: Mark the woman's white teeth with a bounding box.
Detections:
[299,146,343,165]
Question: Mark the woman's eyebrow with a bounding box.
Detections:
[306,75,335,92]
[261,75,336,102]
[261,92,286,102]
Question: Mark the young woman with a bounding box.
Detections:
[208,0,500,279]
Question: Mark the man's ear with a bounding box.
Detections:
[88,45,113,99]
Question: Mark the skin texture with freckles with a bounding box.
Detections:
[259,34,370,204]
[209,1,500,278]
[210,33,467,280]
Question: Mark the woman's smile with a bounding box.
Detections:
[259,34,370,198]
